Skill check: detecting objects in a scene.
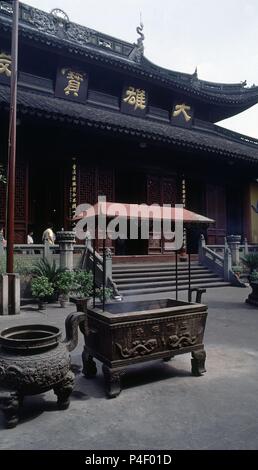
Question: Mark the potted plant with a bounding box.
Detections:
[72,270,93,312]
[32,259,63,302]
[246,270,258,306]
[242,253,258,276]
[31,276,54,310]
[55,271,74,308]
[95,286,113,304]
[232,265,243,279]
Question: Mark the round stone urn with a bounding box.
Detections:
[0,312,86,428]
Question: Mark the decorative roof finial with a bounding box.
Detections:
[193,66,198,78]
[129,13,145,64]
[50,8,70,23]
[136,12,145,50]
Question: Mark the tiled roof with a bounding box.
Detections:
[0,83,258,164]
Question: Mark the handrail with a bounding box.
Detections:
[81,242,120,298]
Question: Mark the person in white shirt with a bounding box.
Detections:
[27,231,34,244]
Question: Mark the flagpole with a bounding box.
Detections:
[6,0,19,274]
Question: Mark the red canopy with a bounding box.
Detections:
[73,201,214,224]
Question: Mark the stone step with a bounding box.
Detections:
[114,261,200,269]
[117,276,225,291]
[113,269,212,280]
[114,273,218,286]
[113,265,206,275]
[120,281,231,297]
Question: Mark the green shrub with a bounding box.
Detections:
[95,287,113,302]
[32,259,63,283]
[73,270,93,298]
[55,271,74,296]
[31,276,54,300]
[250,270,258,282]
[242,253,258,272]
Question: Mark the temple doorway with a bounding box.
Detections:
[29,159,66,243]
[115,170,148,255]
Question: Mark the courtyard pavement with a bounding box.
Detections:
[0,286,258,450]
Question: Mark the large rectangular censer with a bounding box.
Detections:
[81,298,208,397]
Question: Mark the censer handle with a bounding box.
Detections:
[63,312,87,352]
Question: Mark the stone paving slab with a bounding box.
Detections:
[0,287,258,450]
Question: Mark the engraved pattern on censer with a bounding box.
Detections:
[114,317,203,358]
[115,339,158,359]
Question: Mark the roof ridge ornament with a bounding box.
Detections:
[50,8,70,37]
[50,8,70,24]
[129,15,145,64]
[191,66,200,89]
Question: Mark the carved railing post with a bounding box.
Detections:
[0,273,20,315]
[244,237,249,256]
[0,231,4,257]
[224,247,232,281]
[43,240,51,262]
[227,235,241,266]
[56,231,76,271]
[198,234,206,263]
[0,274,8,315]
[105,248,112,283]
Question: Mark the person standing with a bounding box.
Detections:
[42,224,55,245]
[27,231,34,244]
[0,226,6,246]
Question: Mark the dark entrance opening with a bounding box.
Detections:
[115,170,148,255]
[29,159,65,243]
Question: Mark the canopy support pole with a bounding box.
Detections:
[102,237,106,312]
[93,237,96,308]
[188,252,191,302]
[175,250,178,300]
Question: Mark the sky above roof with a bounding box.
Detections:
[23,0,258,138]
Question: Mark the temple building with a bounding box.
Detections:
[1,2,258,257]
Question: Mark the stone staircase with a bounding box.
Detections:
[113,261,231,297]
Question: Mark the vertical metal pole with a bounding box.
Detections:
[188,251,191,302]
[6,0,19,274]
[93,236,96,308]
[102,237,106,312]
[175,250,178,300]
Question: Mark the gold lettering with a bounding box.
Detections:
[173,104,192,122]
[123,86,146,111]
[62,69,85,97]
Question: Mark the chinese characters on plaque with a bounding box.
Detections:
[121,85,148,116]
[0,53,11,83]
[55,67,88,103]
[171,103,193,128]
[70,158,77,226]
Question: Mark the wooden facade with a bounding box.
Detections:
[0,3,258,254]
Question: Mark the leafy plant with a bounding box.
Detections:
[32,259,63,283]
[249,270,258,282]
[31,276,54,300]
[95,287,113,302]
[55,271,74,297]
[73,270,93,298]
[232,266,243,275]
[242,253,258,273]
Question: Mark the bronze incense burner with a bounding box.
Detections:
[0,312,85,428]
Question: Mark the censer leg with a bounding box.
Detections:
[53,370,75,410]
[102,365,125,399]
[191,349,207,376]
[82,347,97,378]
[2,391,21,429]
